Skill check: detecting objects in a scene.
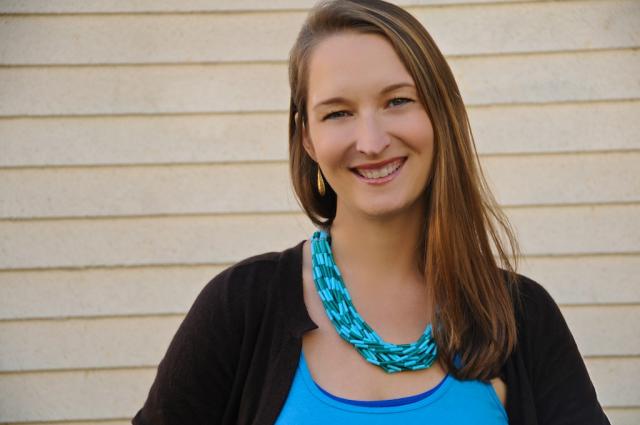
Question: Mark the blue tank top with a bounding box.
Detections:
[274,351,508,424]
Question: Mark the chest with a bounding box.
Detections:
[301,260,447,400]
[299,244,506,406]
[302,330,447,402]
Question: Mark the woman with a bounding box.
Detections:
[133,1,609,424]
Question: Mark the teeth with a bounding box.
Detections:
[356,159,403,179]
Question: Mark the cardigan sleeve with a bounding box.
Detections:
[132,269,242,425]
[518,276,610,425]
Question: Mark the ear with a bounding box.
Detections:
[296,112,317,162]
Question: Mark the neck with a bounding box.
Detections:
[328,202,426,290]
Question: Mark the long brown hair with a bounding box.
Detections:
[288,0,520,380]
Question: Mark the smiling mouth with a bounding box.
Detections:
[353,158,405,179]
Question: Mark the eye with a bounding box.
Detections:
[322,110,350,121]
[388,97,414,107]
[321,98,413,121]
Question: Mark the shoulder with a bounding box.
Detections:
[501,276,610,424]
[193,240,305,318]
[504,270,577,362]
[507,271,562,325]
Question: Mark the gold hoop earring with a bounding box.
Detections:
[317,167,326,197]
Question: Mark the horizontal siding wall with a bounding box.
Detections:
[1,1,639,64]
[0,1,638,424]
[1,51,638,115]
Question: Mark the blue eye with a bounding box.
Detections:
[322,98,413,121]
[322,111,350,121]
[388,97,413,107]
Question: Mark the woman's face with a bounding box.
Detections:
[302,31,434,221]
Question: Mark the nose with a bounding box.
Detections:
[355,114,390,156]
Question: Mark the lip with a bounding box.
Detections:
[351,157,406,185]
[351,156,406,170]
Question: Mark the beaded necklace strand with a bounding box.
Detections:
[310,229,438,373]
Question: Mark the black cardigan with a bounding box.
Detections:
[133,240,610,424]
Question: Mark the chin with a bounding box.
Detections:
[338,190,425,221]
[358,200,417,220]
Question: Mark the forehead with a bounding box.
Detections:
[307,32,414,101]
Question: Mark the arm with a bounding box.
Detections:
[132,271,241,424]
[520,277,610,425]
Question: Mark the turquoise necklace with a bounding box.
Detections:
[310,230,438,374]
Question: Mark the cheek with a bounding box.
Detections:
[400,111,434,152]
[310,125,352,166]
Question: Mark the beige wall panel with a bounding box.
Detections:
[2,152,639,219]
[0,214,315,269]
[451,50,639,106]
[2,50,638,116]
[0,13,305,65]
[1,205,638,269]
[508,204,639,256]
[3,255,637,321]
[0,316,182,372]
[481,151,640,207]
[1,306,636,373]
[413,0,640,56]
[0,64,289,115]
[586,357,640,407]
[469,101,640,156]
[0,358,632,422]
[0,265,223,320]
[2,1,638,65]
[0,113,290,167]
[0,368,155,422]
[562,305,640,357]
[604,408,640,425]
[0,0,528,14]
[519,255,640,305]
[2,101,638,168]
[0,163,296,219]
[0,64,290,117]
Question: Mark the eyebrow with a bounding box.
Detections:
[312,82,416,111]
